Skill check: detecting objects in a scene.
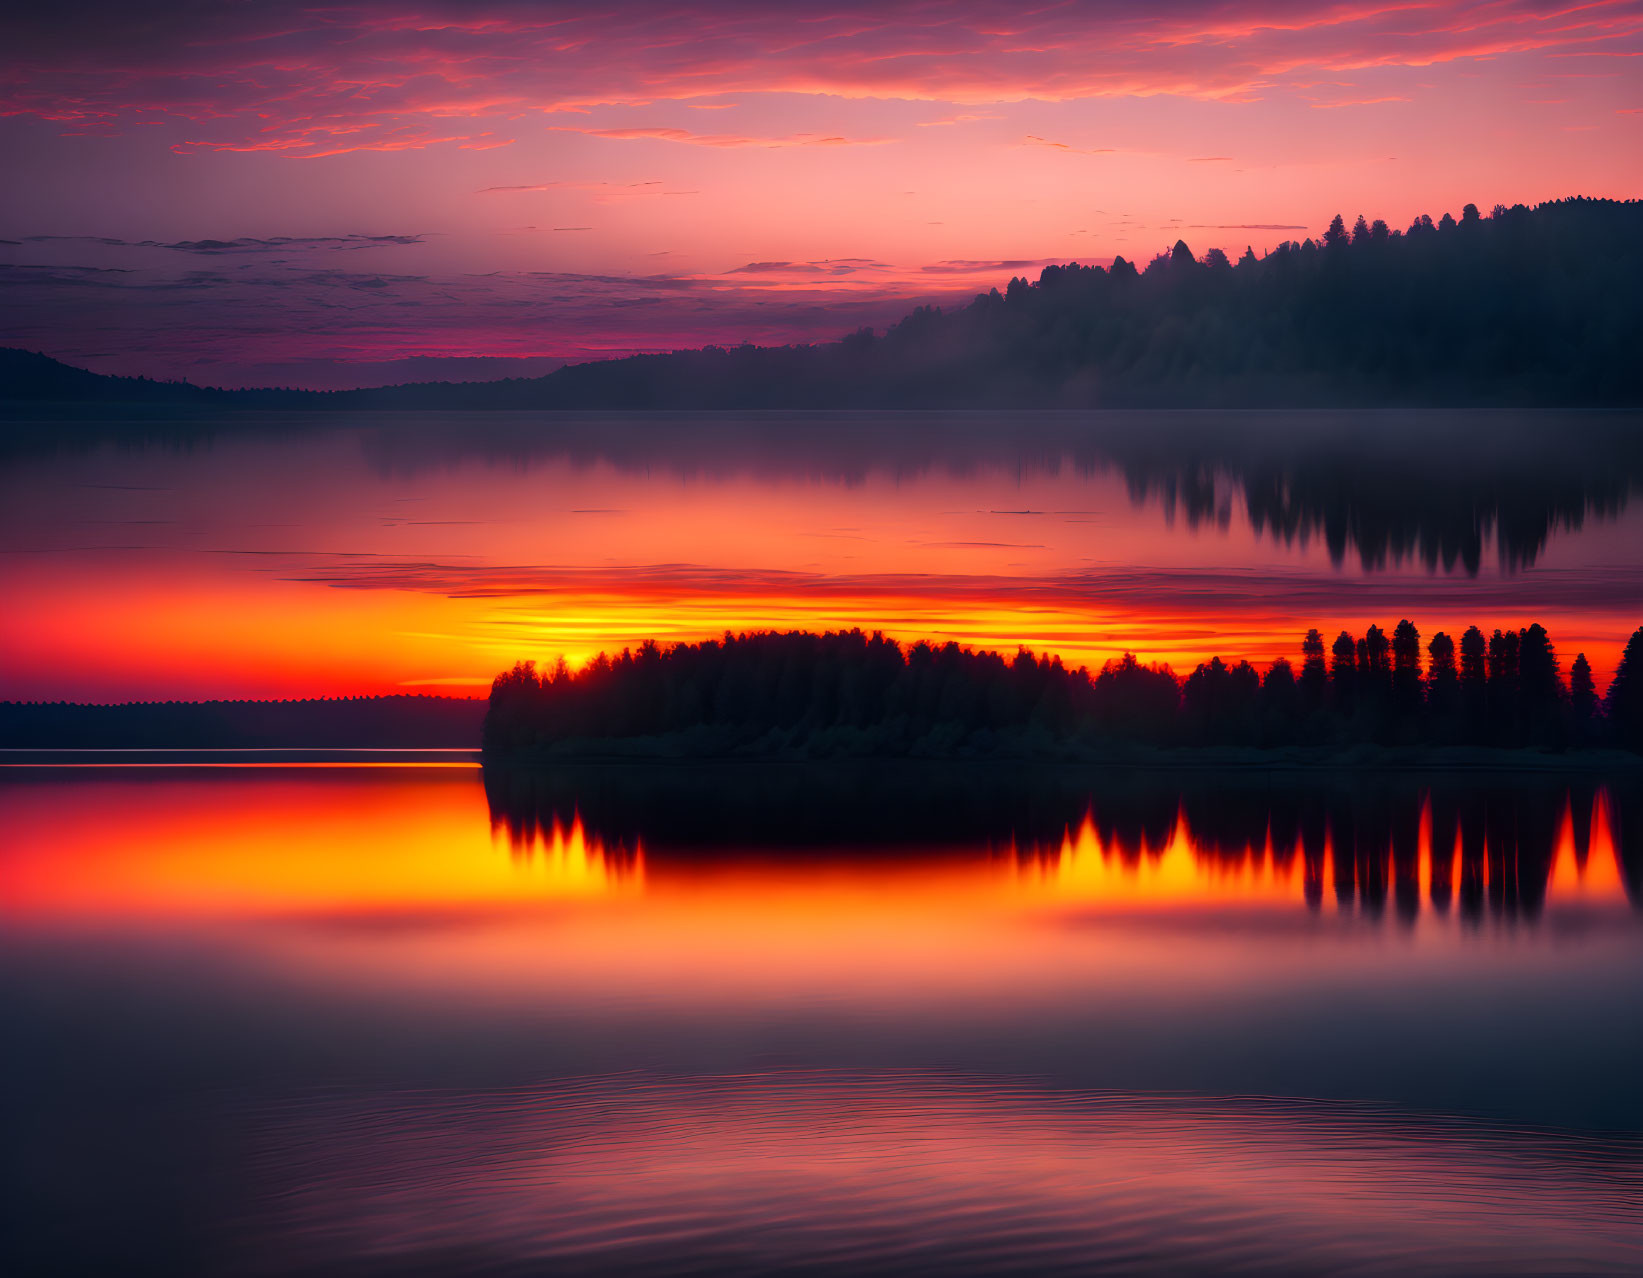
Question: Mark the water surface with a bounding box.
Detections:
[3,765,1639,1274]
[4,409,1641,699]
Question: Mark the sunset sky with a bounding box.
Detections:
[4,3,1642,702]
[4,0,1642,387]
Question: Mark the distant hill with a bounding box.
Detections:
[6,197,1641,409]
[0,347,225,405]
[0,696,486,749]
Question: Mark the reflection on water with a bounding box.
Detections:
[6,410,1643,700]
[509,813,645,897]
[246,1074,1641,1278]
[486,764,1643,921]
[1039,782,1635,923]
[2,766,1641,1275]
[8,408,1642,574]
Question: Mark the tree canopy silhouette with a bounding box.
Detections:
[6,197,1641,409]
[485,623,1640,759]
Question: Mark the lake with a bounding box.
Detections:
[4,408,1643,1273]
[2,763,1639,1275]
[4,409,1643,700]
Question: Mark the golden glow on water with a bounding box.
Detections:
[1017,812,1302,907]
[0,766,1633,1031]
[1,771,1630,947]
[514,814,645,899]
[0,774,638,918]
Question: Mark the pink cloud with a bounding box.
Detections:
[478,179,672,201]
[1022,134,1118,154]
[555,125,893,148]
[2,2,1639,156]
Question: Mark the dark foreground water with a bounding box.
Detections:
[3,763,1640,1275]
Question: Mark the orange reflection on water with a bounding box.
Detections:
[1,769,1636,1019]
[508,813,645,898]
[0,772,638,920]
[1019,792,1629,912]
[1016,811,1303,908]
[5,436,1640,701]
[2,772,1632,927]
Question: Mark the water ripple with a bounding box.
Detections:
[238,1072,1643,1276]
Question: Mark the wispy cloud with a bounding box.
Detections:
[1305,95,1411,108]
[554,126,893,149]
[23,233,424,254]
[1023,135,1117,154]
[918,112,1005,127]
[725,259,890,276]
[5,2,1637,156]
[921,259,1053,274]
[481,180,661,194]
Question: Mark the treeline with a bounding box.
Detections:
[0,695,486,749]
[471,197,1640,409]
[484,624,1643,758]
[6,197,1641,409]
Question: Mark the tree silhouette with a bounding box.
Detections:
[1518,623,1565,745]
[1362,624,1393,708]
[1570,653,1598,743]
[1330,630,1358,715]
[1299,628,1329,713]
[1259,657,1301,742]
[1608,627,1643,750]
[10,199,1643,411]
[480,622,1632,757]
[1391,619,1424,731]
[1459,626,1488,739]
[1427,630,1460,736]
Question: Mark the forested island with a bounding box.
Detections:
[4,197,1640,409]
[484,624,1643,761]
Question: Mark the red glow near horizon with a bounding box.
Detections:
[3,439,1639,702]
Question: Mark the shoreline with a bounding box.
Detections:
[2,744,1637,773]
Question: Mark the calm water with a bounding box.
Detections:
[4,409,1643,699]
[3,764,1640,1275]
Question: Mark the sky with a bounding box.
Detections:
[3,0,1642,387]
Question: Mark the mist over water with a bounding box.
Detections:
[7,408,1642,573]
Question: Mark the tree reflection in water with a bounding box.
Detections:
[484,763,1643,920]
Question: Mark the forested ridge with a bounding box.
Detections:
[485,623,1643,758]
[0,695,485,748]
[5,197,1640,408]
